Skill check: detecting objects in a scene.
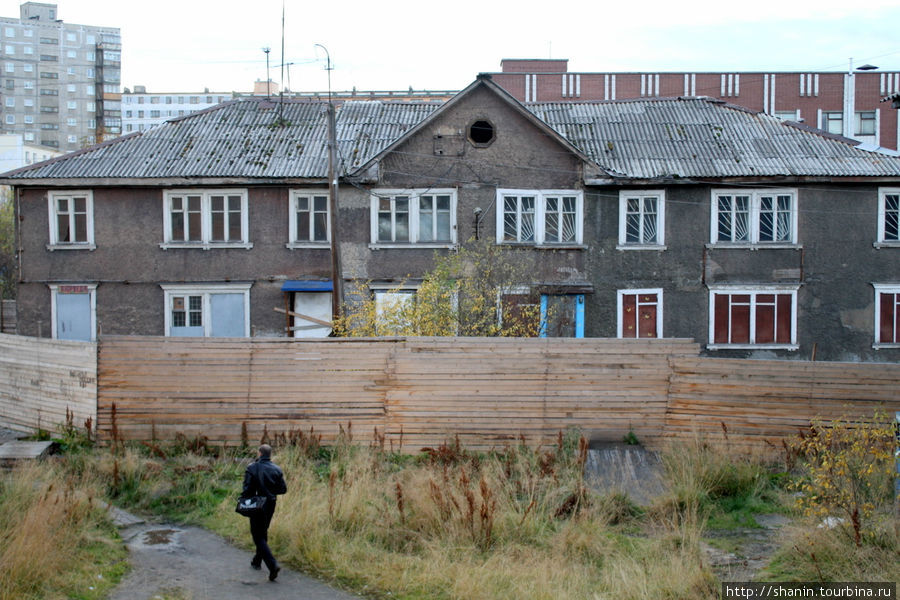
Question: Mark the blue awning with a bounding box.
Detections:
[282,280,333,292]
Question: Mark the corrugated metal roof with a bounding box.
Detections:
[3,98,441,180]
[526,97,900,178]
[5,94,900,182]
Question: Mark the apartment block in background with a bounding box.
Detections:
[489,59,900,152]
[0,2,121,151]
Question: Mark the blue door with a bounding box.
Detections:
[210,293,245,337]
[540,294,585,338]
[56,291,92,341]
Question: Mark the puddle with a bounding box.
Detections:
[143,529,178,545]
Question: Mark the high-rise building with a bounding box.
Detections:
[0,2,120,152]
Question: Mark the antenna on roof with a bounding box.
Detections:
[262,47,271,101]
[279,0,285,118]
[314,44,333,105]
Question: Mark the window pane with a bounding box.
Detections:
[73,213,87,242]
[57,213,70,242]
[545,212,559,243]
[436,195,450,211]
[188,212,202,240]
[394,197,409,242]
[314,196,328,212]
[419,196,433,242]
[776,294,792,344]
[378,213,392,242]
[73,197,86,213]
[503,197,518,241]
[297,212,310,241]
[520,197,535,242]
[313,213,327,241]
[228,216,241,241]
[714,294,730,344]
[756,296,776,343]
[730,299,751,344]
[297,196,308,212]
[171,212,184,241]
[211,212,224,240]
[884,195,899,241]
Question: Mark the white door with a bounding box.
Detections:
[56,291,92,341]
[293,292,332,338]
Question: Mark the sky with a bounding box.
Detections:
[1,0,899,94]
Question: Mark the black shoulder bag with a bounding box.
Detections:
[235,463,268,517]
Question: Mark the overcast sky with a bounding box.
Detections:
[2,0,899,94]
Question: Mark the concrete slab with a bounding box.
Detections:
[0,440,55,464]
[585,443,668,506]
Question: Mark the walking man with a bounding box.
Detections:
[242,444,287,581]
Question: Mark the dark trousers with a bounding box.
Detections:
[249,499,278,572]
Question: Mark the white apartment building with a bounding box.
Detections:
[0,2,121,151]
[122,86,231,132]
[0,132,60,172]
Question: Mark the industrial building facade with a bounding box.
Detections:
[488,59,900,152]
[0,2,121,151]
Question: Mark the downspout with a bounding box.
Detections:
[14,187,23,288]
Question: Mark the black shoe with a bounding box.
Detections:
[268,566,281,581]
[250,561,261,570]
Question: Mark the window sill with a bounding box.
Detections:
[286,242,331,250]
[873,241,900,249]
[160,242,254,250]
[705,243,802,251]
[46,243,96,251]
[368,243,457,250]
[872,343,900,349]
[706,344,799,351]
[616,244,667,252]
[498,242,586,250]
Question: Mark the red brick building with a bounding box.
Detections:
[489,59,900,151]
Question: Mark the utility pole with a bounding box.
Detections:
[316,44,342,323]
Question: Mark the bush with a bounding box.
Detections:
[789,412,896,547]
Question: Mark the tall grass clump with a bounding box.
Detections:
[209,430,720,600]
[0,461,126,600]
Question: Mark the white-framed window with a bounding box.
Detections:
[370,188,457,247]
[4,62,12,72]
[4,27,13,37]
[708,284,799,350]
[23,97,32,106]
[873,284,900,348]
[67,100,76,110]
[161,189,251,249]
[67,134,77,143]
[855,111,877,136]
[23,46,32,55]
[821,111,843,135]
[876,188,899,247]
[496,189,583,246]
[4,45,12,55]
[47,190,94,249]
[618,190,665,249]
[371,284,419,335]
[710,189,798,247]
[24,115,33,123]
[23,80,33,89]
[161,283,251,337]
[4,96,13,107]
[67,117,76,127]
[49,283,97,341]
[288,190,329,247]
[617,289,663,338]
[23,63,31,72]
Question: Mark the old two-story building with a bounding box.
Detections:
[3,75,900,361]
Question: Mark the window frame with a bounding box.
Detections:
[876,187,900,248]
[369,188,457,248]
[709,188,799,248]
[495,188,584,247]
[617,288,663,339]
[707,284,799,351]
[47,190,95,250]
[161,189,252,250]
[873,283,900,348]
[288,189,330,248]
[618,190,666,250]
[161,283,251,338]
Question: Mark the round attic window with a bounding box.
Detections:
[468,120,495,146]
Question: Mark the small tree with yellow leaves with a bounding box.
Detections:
[333,239,545,337]
[789,412,896,547]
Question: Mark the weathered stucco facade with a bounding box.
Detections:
[5,76,900,361]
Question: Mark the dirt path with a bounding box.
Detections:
[108,507,363,600]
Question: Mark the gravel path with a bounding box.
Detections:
[108,508,364,600]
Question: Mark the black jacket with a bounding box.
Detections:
[242,457,287,500]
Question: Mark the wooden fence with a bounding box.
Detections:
[0,333,97,434]
[96,336,700,450]
[2,333,898,452]
[666,357,900,451]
